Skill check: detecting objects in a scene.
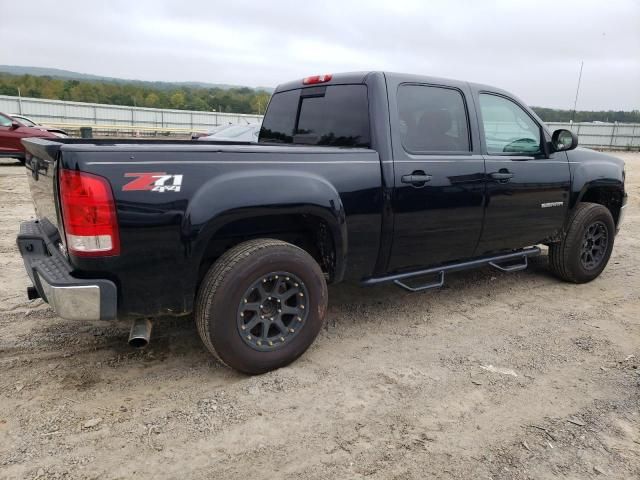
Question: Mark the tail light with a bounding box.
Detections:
[59,169,120,256]
[303,74,332,85]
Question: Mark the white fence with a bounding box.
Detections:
[0,95,263,136]
[547,122,640,150]
[1,94,638,148]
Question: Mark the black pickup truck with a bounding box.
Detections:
[18,72,627,374]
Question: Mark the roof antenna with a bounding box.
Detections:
[571,61,584,123]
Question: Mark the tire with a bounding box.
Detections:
[195,239,328,374]
[548,202,615,283]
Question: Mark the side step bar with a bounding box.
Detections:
[361,247,541,292]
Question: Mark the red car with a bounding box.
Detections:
[0,112,58,163]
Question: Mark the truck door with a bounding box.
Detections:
[386,78,486,272]
[474,91,570,254]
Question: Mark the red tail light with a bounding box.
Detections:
[303,74,332,85]
[59,169,120,256]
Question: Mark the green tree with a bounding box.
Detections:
[0,84,18,95]
[251,92,271,115]
[144,92,160,107]
[169,91,186,109]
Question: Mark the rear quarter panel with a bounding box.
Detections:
[62,146,383,318]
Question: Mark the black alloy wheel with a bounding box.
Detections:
[195,239,328,374]
[237,272,309,351]
[580,221,608,270]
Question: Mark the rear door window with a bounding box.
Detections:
[260,85,370,147]
[397,85,470,153]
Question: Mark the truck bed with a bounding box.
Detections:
[21,137,384,318]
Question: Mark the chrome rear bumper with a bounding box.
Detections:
[16,220,117,321]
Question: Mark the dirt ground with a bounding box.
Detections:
[0,153,638,480]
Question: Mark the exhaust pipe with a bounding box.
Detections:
[128,318,153,348]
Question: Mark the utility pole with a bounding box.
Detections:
[571,61,584,123]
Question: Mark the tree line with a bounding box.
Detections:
[531,106,640,123]
[0,73,271,114]
[0,73,638,122]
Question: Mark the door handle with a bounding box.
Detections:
[489,171,514,182]
[401,171,432,186]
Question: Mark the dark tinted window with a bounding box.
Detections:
[259,89,298,144]
[260,85,370,147]
[397,85,470,152]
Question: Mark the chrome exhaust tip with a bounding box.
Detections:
[128,318,153,348]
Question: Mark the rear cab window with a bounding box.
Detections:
[259,84,370,148]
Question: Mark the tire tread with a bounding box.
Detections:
[548,202,613,283]
[194,239,312,368]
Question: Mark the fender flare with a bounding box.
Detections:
[184,168,348,280]
[570,160,624,210]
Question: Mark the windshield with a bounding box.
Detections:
[259,84,370,148]
[0,113,13,127]
[13,115,37,127]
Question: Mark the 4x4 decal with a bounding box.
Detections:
[123,172,183,192]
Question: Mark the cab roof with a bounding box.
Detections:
[273,71,509,97]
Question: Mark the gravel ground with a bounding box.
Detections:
[0,153,638,480]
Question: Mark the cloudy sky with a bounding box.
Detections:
[2,0,639,110]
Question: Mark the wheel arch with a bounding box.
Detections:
[573,182,625,226]
[185,169,348,287]
[569,155,625,227]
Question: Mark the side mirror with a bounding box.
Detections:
[551,129,578,152]
[11,121,20,130]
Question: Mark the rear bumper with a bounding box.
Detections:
[16,220,117,320]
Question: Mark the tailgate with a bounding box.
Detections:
[22,138,63,230]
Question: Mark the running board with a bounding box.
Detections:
[361,247,541,293]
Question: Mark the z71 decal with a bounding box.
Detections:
[123,172,183,193]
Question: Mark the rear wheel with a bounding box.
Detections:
[548,202,615,283]
[195,239,328,374]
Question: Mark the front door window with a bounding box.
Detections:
[479,94,541,155]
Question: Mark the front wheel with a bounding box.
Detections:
[195,239,328,374]
[548,202,615,283]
